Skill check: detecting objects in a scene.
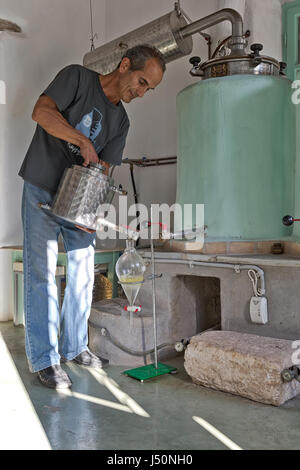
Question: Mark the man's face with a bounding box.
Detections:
[118,57,164,103]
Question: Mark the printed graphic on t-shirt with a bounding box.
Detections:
[67,107,103,156]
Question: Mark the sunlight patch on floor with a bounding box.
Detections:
[58,367,150,418]
[89,368,150,417]
[193,416,243,450]
[0,332,51,450]
[57,388,134,413]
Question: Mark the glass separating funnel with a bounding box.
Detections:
[116,239,146,325]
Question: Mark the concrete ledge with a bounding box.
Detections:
[142,250,300,268]
[153,240,300,258]
[184,331,300,406]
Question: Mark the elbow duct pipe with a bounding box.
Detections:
[179,8,245,55]
[83,8,244,74]
[179,8,243,39]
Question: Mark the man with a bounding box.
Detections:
[19,45,165,389]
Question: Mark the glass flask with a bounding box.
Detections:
[116,239,146,306]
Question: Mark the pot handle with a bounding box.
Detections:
[110,184,128,196]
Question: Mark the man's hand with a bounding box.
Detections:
[98,159,110,176]
[80,139,100,167]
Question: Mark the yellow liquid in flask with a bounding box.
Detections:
[119,276,144,306]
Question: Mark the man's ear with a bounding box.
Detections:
[119,57,131,73]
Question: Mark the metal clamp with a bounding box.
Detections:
[111,185,128,196]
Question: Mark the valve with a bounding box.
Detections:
[282,215,300,226]
[189,56,201,67]
[175,341,185,352]
[124,305,142,313]
[189,56,203,77]
[174,338,190,352]
[280,62,287,75]
[250,43,263,65]
[250,43,263,55]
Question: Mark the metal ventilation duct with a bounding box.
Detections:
[83,10,193,74]
[83,7,245,75]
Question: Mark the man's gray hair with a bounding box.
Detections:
[121,44,166,73]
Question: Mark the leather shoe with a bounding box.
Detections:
[72,350,109,369]
[37,364,72,389]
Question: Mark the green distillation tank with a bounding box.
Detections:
[176,48,295,241]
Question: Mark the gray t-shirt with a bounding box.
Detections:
[19,64,130,193]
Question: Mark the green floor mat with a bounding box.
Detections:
[123,362,177,382]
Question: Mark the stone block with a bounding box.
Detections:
[184,331,300,406]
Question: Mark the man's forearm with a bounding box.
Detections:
[32,95,100,166]
[33,105,88,148]
[34,107,110,174]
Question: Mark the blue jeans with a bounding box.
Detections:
[22,182,96,373]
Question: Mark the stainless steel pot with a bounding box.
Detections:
[50,163,127,230]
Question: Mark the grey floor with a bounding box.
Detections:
[1,321,300,451]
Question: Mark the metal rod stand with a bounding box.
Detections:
[150,208,158,369]
[122,211,177,381]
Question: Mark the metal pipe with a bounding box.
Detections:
[89,320,174,356]
[96,217,140,241]
[179,5,212,59]
[88,321,221,357]
[161,227,204,241]
[129,163,140,247]
[142,256,266,295]
[124,156,177,163]
[179,8,243,39]
[123,156,177,168]
[150,208,158,369]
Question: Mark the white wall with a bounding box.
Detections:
[0,0,106,247]
[215,0,283,59]
[0,0,106,320]
[245,0,283,60]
